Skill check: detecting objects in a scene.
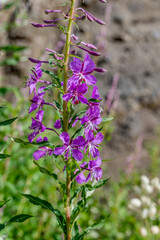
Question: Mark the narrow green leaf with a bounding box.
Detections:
[71,200,87,225]
[42,69,61,87]
[88,98,102,103]
[101,117,113,122]
[0,200,10,208]
[68,110,86,129]
[72,220,106,240]
[85,179,110,191]
[0,117,17,127]
[71,126,84,140]
[0,154,11,159]
[33,161,64,188]
[0,224,5,232]
[21,194,66,233]
[12,138,54,147]
[8,214,33,223]
[0,45,27,52]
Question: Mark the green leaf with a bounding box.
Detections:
[71,200,87,225]
[8,214,33,223]
[12,138,54,147]
[33,161,64,188]
[0,224,5,232]
[70,179,109,204]
[68,110,86,129]
[88,98,102,103]
[101,117,113,122]
[0,58,19,66]
[72,220,106,240]
[0,45,27,52]
[21,194,66,233]
[0,200,10,208]
[0,117,17,127]
[42,69,61,87]
[0,154,11,159]
[71,126,84,139]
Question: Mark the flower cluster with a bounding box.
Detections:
[128,175,160,237]
[26,2,106,184]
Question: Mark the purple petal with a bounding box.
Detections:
[72,136,85,147]
[28,131,38,143]
[60,132,70,145]
[36,110,44,122]
[92,132,104,144]
[54,119,61,129]
[91,86,100,99]
[33,149,46,160]
[82,53,95,74]
[94,167,103,180]
[85,172,91,183]
[53,146,66,155]
[78,95,88,104]
[76,172,86,184]
[70,58,82,73]
[72,149,83,161]
[84,75,97,85]
[29,103,38,113]
[78,83,88,95]
[63,93,72,102]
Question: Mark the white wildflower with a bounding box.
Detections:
[133,186,141,194]
[148,204,157,220]
[141,208,148,219]
[151,177,160,191]
[140,227,148,237]
[142,184,153,194]
[128,198,142,209]
[141,196,151,206]
[141,175,150,185]
[151,226,160,235]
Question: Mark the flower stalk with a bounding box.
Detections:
[63,1,77,239]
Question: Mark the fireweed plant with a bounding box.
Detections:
[24,0,109,239]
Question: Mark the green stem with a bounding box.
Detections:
[63,1,77,239]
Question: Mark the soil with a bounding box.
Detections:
[0,0,160,176]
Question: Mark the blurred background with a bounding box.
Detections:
[0,0,160,239]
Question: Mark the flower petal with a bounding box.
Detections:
[82,53,95,74]
[53,146,66,155]
[33,149,46,160]
[84,75,97,85]
[60,132,70,145]
[76,172,86,184]
[72,149,83,161]
[70,58,82,72]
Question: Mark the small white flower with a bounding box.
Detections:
[129,198,142,209]
[149,205,157,220]
[141,175,150,185]
[151,226,160,235]
[151,177,160,191]
[141,208,148,219]
[141,196,151,206]
[140,227,148,237]
[142,184,153,194]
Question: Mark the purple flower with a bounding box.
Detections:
[81,107,102,134]
[87,86,102,112]
[75,157,102,184]
[53,132,85,161]
[33,146,53,160]
[27,63,42,94]
[28,110,46,142]
[29,88,45,113]
[33,136,53,160]
[84,130,103,158]
[54,119,61,129]
[68,53,97,87]
[63,83,88,105]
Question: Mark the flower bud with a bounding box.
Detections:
[28,58,49,64]
[94,67,107,73]
[45,9,62,14]
[31,22,57,28]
